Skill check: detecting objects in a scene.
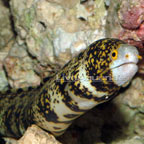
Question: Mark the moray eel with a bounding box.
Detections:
[0,38,140,138]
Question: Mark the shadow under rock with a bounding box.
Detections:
[1,0,17,36]
[58,97,129,144]
[0,135,5,144]
[1,0,10,8]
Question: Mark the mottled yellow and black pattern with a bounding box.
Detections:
[0,38,139,138]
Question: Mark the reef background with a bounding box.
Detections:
[0,0,144,144]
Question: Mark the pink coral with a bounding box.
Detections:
[118,0,144,49]
[119,2,144,30]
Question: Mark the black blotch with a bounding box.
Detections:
[53,127,61,130]
[43,76,52,83]
[17,88,24,93]
[64,114,79,119]
[70,82,93,101]
[28,86,33,91]
[14,109,22,137]
[44,110,59,123]
[6,89,11,94]
[4,105,17,137]
[77,51,84,60]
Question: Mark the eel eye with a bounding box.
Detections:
[111,50,118,60]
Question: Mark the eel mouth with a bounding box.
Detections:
[112,62,137,69]
[111,62,138,86]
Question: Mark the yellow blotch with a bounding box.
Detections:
[105,62,108,66]
[7,109,11,117]
[74,74,78,80]
[105,50,108,53]
[89,53,93,58]
[45,110,49,114]
[102,52,106,57]
[91,58,94,63]
[56,85,59,90]
[96,60,99,64]
[46,105,49,109]
[107,57,111,61]
[94,51,97,55]
[95,65,98,69]
[41,95,44,106]
[101,61,106,66]
[95,76,100,81]
[97,69,101,74]
[69,100,75,105]
[60,78,64,84]
[45,98,49,103]
[99,51,102,55]
[102,45,106,50]
[71,90,75,94]
[74,81,79,86]
[86,91,90,95]
[101,76,107,81]
[69,85,72,89]
[90,67,92,70]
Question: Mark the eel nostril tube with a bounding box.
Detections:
[137,55,142,60]
[125,54,129,59]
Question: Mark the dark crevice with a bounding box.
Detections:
[1,0,17,36]
[2,0,17,37]
[1,0,10,8]
[80,0,88,4]
[9,15,17,36]
[78,17,87,21]
[39,21,47,29]
[0,136,5,144]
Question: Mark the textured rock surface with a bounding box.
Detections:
[0,0,14,50]
[0,0,108,89]
[0,0,14,90]
[106,0,144,49]
[5,125,61,144]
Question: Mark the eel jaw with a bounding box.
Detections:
[111,62,138,87]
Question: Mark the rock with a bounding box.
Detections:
[4,125,61,144]
[0,51,8,90]
[111,136,144,144]
[10,0,106,65]
[4,55,41,88]
[4,0,107,87]
[106,0,144,49]
[0,70,8,91]
[0,0,14,49]
[47,0,79,9]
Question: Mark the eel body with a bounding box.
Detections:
[0,38,140,138]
